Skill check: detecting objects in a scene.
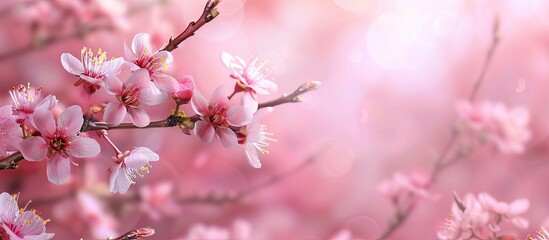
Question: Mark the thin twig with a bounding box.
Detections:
[162,0,221,52]
[109,227,155,240]
[258,81,321,109]
[375,15,500,240]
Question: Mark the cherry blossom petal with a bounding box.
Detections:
[0,192,18,223]
[209,85,230,106]
[105,76,123,95]
[109,164,131,194]
[60,53,84,75]
[152,73,179,93]
[242,92,258,112]
[58,105,84,136]
[150,51,173,71]
[68,136,100,158]
[191,90,209,116]
[35,94,58,110]
[125,147,159,169]
[508,199,529,215]
[244,144,261,168]
[46,154,71,185]
[20,137,47,161]
[128,108,150,128]
[194,121,215,143]
[13,211,47,236]
[80,75,103,84]
[140,84,167,106]
[131,33,152,57]
[215,127,237,148]
[104,102,127,126]
[32,109,56,137]
[253,78,278,94]
[124,41,137,61]
[226,106,253,127]
[511,217,529,229]
[104,57,125,75]
[126,69,151,89]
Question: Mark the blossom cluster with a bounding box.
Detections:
[0,32,282,195]
[438,192,529,240]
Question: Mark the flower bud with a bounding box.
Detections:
[172,76,195,104]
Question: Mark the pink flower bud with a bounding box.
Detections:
[172,76,196,104]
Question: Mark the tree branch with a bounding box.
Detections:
[258,81,321,109]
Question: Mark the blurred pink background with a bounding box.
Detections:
[1,0,549,239]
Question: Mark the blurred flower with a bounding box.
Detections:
[192,85,253,148]
[61,48,125,94]
[438,193,490,240]
[172,76,196,104]
[238,107,276,168]
[54,191,118,238]
[139,181,181,221]
[178,220,252,240]
[528,226,549,240]
[221,52,278,111]
[104,69,165,127]
[328,229,355,240]
[90,0,129,30]
[9,84,58,124]
[456,101,530,154]
[0,105,22,155]
[109,147,160,194]
[377,170,431,200]
[20,106,100,184]
[478,192,529,231]
[125,33,178,93]
[0,192,54,240]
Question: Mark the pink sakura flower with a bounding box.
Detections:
[0,192,54,240]
[528,226,549,240]
[179,220,251,240]
[61,48,124,94]
[238,107,276,168]
[109,147,159,194]
[125,33,179,93]
[377,170,431,200]
[456,101,531,154]
[139,181,181,221]
[192,86,253,148]
[20,106,100,184]
[0,106,22,155]
[9,84,57,124]
[438,193,490,240]
[104,69,165,128]
[478,192,529,230]
[221,52,278,111]
[172,76,196,104]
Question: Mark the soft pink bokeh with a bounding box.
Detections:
[1,0,549,239]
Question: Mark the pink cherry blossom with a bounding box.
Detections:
[0,105,22,155]
[192,86,254,148]
[0,192,54,240]
[109,147,160,194]
[125,33,178,93]
[19,106,100,184]
[377,170,431,200]
[438,193,490,240]
[61,48,124,94]
[104,69,165,128]
[9,84,58,123]
[221,52,278,111]
[456,101,530,154]
[239,107,276,168]
[478,192,529,230]
[139,181,181,221]
[527,226,549,240]
[172,76,196,104]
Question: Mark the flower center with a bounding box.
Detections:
[81,47,109,79]
[9,83,42,113]
[208,104,228,126]
[119,86,140,108]
[49,137,68,152]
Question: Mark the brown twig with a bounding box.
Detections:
[258,81,321,109]
[109,227,155,240]
[162,0,221,52]
[375,14,500,240]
